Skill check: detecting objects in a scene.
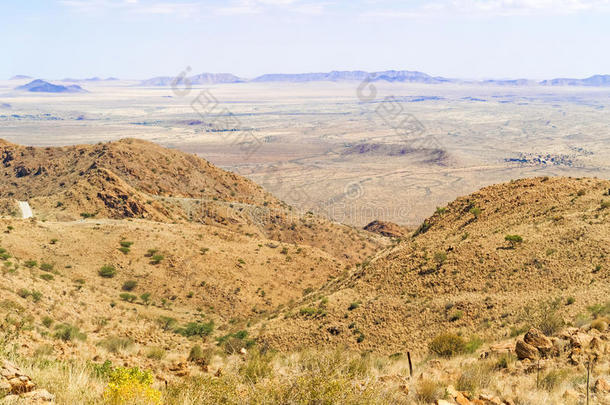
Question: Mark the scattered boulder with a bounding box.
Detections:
[515,339,538,360]
[523,328,552,356]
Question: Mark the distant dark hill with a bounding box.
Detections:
[540,74,610,87]
[482,79,536,86]
[15,79,87,93]
[62,77,120,82]
[9,75,32,80]
[140,73,243,86]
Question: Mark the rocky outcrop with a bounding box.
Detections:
[1,360,54,403]
[363,220,408,238]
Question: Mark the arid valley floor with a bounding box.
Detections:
[2,79,610,226]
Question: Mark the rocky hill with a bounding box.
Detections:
[14,79,86,93]
[260,177,610,354]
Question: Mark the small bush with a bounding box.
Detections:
[99,265,117,278]
[348,301,361,311]
[591,319,608,332]
[40,273,54,281]
[469,206,481,218]
[157,316,177,331]
[42,316,53,328]
[40,262,54,272]
[429,333,466,357]
[566,296,576,305]
[505,234,523,248]
[120,241,134,248]
[415,379,443,403]
[99,336,134,353]
[449,310,464,322]
[31,290,42,302]
[146,347,166,360]
[119,293,137,303]
[54,323,86,341]
[175,321,214,337]
[17,288,31,299]
[540,369,570,391]
[187,345,213,365]
[150,254,164,265]
[102,366,161,405]
[456,362,493,394]
[238,349,274,383]
[24,260,37,268]
[140,292,151,304]
[122,280,138,291]
[465,336,484,353]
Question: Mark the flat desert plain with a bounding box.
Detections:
[1,78,609,226]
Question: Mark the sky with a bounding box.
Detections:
[2,0,610,80]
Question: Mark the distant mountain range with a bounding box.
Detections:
[140,73,243,86]
[137,70,610,87]
[10,75,32,80]
[15,79,87,93]
[9,72,610,87]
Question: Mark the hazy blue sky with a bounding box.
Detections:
[2,0,610,80]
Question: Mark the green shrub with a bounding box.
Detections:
[119,293,137,303]
[449,310,464,322]
[429,333,466,357]
[150,255,164,265]
[80,212,96,218]
[566,296,576,305]
[24,260,37,268]
[140,292,151,304]
[99,265,117,278]
[157,316,177,331]
[145,249,158,257]
[464,336,484,353]
[54,323,86,341]
[40,273,54,281]
[120,241,134,248]
[175,321,214,337]
[122,280,138,291]
[505,234,523,248]
[42,316,53,328]
[40,262,54,272]
[348,301,361,311]
[17,288,31,298]
[31,290,43,302]
[469,206,481,218]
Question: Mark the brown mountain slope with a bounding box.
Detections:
[0,139,383,262]
[259,177,610,354]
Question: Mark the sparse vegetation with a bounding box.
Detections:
[429,333,466,357]
[122,280,138,291]
[54,323,86,341]
[99,265,117,278]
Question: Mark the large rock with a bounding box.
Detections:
[515,339,538,360]
[0,360,54,402]
[523,328,552,355]
[594,378,610,394]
